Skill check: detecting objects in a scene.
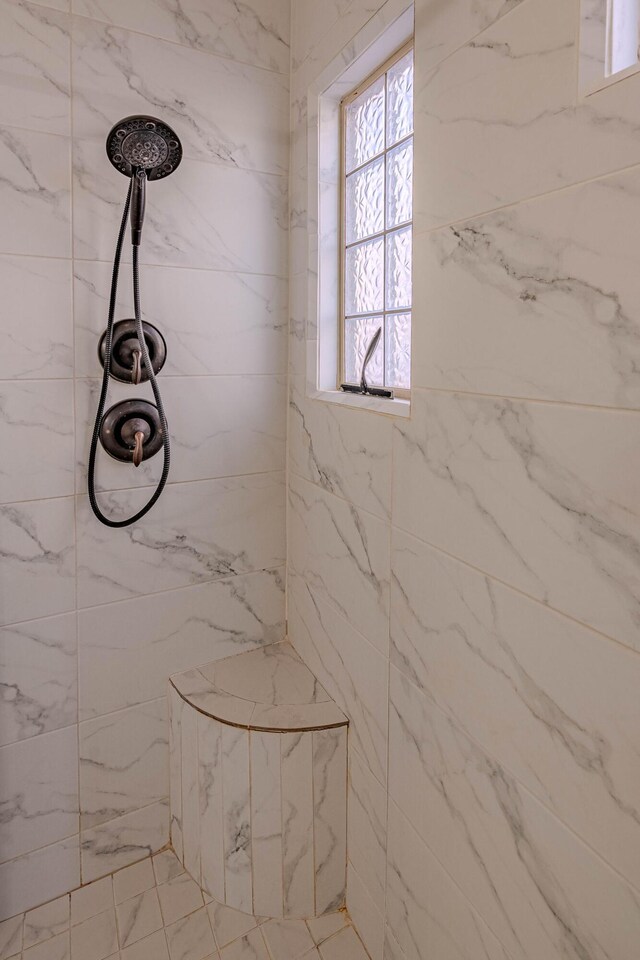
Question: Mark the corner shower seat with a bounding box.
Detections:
[168,642,348,920]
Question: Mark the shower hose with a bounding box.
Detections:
[87,179,171,527]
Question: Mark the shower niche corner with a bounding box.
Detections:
[168,641,348,920]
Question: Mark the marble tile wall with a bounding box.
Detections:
[0,0,289,920]
[288,0,640,957]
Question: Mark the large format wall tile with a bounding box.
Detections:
[413,165,640,408]
[386,802,509,960]
[391,529,640,892]
[416,0,524,74]
[415,0,640,230]
[78,568,284,718]
[288,474,390,653]
[393,389,640,652]
[0,381,74,503]
[0,612,77,746]
[76,376,286,491]
[388,668,640,960]
[80,799,169,883]
[289,377,393,520]
[77,472,285,607]
[71,19,288,175]
[0,0,70,136]
[288,572,388,785]
[0,126,71,258]
[73,260,287,378]
[0,836,79,923]
[0,497,75,627]
[73,141,288,274]
[0,255,73,379]
[79,698,168,830]
[313,727,347,915]
[72,0,290,75]
[0,727,78,863]
[347,749,386,913]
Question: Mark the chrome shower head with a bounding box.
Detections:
[106,115,182,181]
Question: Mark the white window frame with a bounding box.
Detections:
[306,0,414,418]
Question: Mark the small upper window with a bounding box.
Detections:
[608,0,639,75]
[340,45,413,398]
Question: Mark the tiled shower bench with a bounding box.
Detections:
[169,642,349,921]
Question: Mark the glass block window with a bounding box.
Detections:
[341,45,413,394]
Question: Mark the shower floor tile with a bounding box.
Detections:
[1,849,366,960]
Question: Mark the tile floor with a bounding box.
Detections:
[0,849,369,960]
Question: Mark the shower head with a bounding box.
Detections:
[106,115,182,246]
[106,115,182,181]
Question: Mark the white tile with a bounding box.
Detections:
[261,919,314,960]
[76,474,285,608]
[288,474,390,654]
[219,928,268,960]
[207,901,257,950]
[249,731,282,918]
[0,836,79,923]
[305,914,348,946]
[121,928,169,960]
[0,613,76,746]
[198,717,224,904]
[78,570,284,719]
[389,671,640,960]
[116,888,163,949]
[71,20,287,175]
[386,804,508,960]
[416,0,524,73]
[180,705,200,885]
[0,728,78,863]
[413,165,640,408]
[414,0,640,230]
[312,729,346,916]
[152,850,184,887]
[71,878,113,926]
[288,573,388,785]
[157,875,203,928]
[0,915,23,959]
[70,910,117,960]
[318,927,369,960]
[288,377,392,520]
[391,528,640,893]
[0,255,72,379]
[71,0,290,74]
[24,896,69,948]
[73,142,287,275]
[0,497,75,627]
[347,751,386,913]
[345,865,382,960]
[80,801,169,884]
[75,377,286,492]
[113,860,155,906]
[23,931,70,960]
[73,261,286,379]
[165,908,215,960]
[393,389,640,654]
[0,126,70,258]
[221,727,252,915]
[0,0,70,136]
[79,699,168,830]
[0,380,74,504]
[280,732,314,919]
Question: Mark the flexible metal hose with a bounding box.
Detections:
[87,181,171,527]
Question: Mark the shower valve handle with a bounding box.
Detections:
[133,430,145,468]
[131,348,142,385]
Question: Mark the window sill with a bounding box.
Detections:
[309,388,411,418]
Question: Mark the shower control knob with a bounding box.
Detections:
[98,319,166,384]
[99,399,164,466]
